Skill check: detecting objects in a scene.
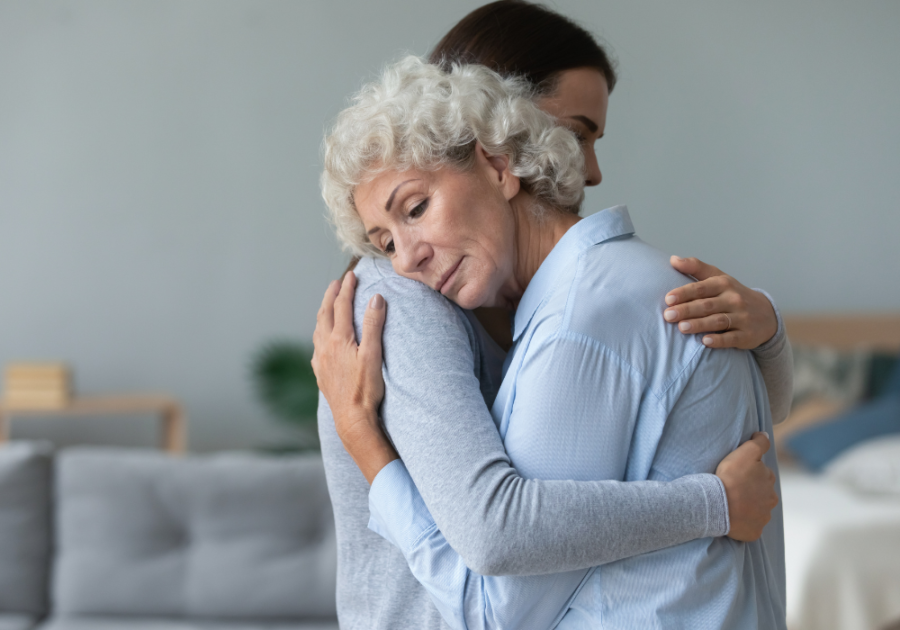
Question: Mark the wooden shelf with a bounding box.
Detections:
[0,395,187,454]
[784,314,900,351]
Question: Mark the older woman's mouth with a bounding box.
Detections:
[435,259,463,295]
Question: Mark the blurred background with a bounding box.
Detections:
[1,3,899,630]
[1,0,897,451]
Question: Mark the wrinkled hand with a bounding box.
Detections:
[663,256,778,350]
[716,432,779,541]
[312,271,397,483]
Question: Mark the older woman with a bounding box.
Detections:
[315,56,785,629]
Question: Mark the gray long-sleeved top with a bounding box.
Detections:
[318,257,793,630]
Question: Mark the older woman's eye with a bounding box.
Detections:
[384,240,395,255]
[409,199,429,218]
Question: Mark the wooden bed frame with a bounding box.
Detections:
[783,314,900,351]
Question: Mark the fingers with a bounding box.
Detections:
[359,293,386,367]
[672,312,733,335]
[669,256,725,282]
[733,431,771,462]
[333,271,358,341]
[720,430,770,468]
[664,275,730,307]
[751,431,772,456]
[664,291,736,322]
[316,280,341,335]
[700,330,744,349]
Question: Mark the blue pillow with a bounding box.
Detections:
[786,395,900,471]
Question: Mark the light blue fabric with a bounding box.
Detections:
[369,206,786,629]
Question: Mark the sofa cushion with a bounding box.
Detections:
[53,449,336,621]
[0,441,53,616]
[0,613,39,630]
[37,616,339,630]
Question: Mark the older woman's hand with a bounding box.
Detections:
[312,271,398,484]
[663,256,778,350]
[715,432,779,541]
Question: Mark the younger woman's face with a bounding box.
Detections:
[537,68,609,187]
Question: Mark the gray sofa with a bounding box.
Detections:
[0,442,339,630]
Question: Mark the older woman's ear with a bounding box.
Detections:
[474,141,521,201]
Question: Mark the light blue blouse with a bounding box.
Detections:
[368,206,786,629]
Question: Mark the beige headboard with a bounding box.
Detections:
[783,314,900,351]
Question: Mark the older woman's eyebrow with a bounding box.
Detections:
[567,115,598,133]
[385,179,420,211]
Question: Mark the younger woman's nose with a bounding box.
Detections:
[584,147,602,187]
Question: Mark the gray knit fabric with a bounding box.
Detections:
[319,257,794,630]
[752,289,794,424]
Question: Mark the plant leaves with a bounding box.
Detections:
[251,341,320,426]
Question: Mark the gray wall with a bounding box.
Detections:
[1,1,897,451]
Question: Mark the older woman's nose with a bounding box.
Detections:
[395,236,433,276]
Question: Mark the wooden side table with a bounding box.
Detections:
[0,395,187,454]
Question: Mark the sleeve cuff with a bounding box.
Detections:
[751,288,786,360]
[686,473,730,537]
[367,459,437,551]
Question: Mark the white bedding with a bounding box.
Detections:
[781,464,900,630]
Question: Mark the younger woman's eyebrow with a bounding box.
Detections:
[568,115,598,133]
[385,179,420,211]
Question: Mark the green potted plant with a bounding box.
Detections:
[251,340,320,452]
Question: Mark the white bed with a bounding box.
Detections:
[781,463,900,630]
[781,314,900,630]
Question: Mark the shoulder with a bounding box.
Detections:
[351,257,478,360]
[354,258,462,320]
[561,236,691,331]
[554,236,706,381]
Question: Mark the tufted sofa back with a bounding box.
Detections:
[0,441,53,618]
[52,448,337,622]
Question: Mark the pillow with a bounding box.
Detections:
[785,395,900,471]
[825,434,900,495]
[773,396,847,462]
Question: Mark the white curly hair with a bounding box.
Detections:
[320,55,586,257]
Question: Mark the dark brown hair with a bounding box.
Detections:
[429,0,616,95]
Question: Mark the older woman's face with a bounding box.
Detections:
[354,148,522,310]
[538,68,609,187]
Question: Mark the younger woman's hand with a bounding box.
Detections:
[664,256,777,350]
[715,432,779,541]
[312,271,398,483]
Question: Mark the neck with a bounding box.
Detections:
[501,194,580,309]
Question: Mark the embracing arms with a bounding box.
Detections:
[313,266,779,629]
[663,256,793,423]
